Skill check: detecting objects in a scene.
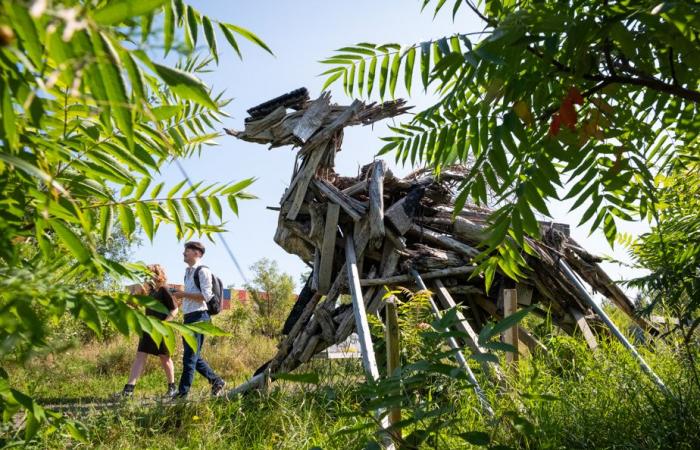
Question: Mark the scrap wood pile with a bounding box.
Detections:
[226,88,656,385]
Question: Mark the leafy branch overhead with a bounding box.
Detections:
[321,0,699,269]
[0,0,271,441]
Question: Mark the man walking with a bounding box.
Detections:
[172,241,226,398]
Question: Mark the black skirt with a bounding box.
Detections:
[137,332,170,356]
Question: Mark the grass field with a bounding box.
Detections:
[3,309,700,449]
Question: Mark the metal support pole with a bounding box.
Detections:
[558,259,669,396]
[411,269,494,417]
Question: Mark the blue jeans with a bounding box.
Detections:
[177,310,221,395]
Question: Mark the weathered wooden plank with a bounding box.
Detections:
[318,203,340,294]
[385,197,414,235]
[384,295,402,438]
[360,265,476,287]
[341,180,367,196]
[311,248,321,292]
[315,308,336,344]
[293,92,332,142]
[313,179,364,221]
[517,284,534,306]
[433,280,504,383]
[408,224,479,258]
[368,160,386,245]
[570,307,598,350]
[503,289,519,366]
[345,234,381,381]
[285,100,362,219]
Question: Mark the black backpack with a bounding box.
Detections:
[193,265,223,316]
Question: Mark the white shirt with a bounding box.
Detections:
[182,262,212,314]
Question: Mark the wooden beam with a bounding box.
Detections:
[368,160,386,245]
[408,224,479,258]
[341,180,367,196]
[345,234,380,381]
[503,289,519,366]
[318,203,340,294]
[360,265,476,287]
[285,100,362,219]
[292,92,331,142]
[570,307,598,350]
[346,234,394,447]
[384,296,402,438]
[313,179,365,221]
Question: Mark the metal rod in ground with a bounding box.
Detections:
[557,259,670,396]
[345,234,395,450]
[411,269,495,417]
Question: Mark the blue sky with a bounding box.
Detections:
[131,1,648,291]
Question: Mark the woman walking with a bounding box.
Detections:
[121,264,179,398]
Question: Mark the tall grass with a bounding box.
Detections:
[4,308,700,449]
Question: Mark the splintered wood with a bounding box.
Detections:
[229,88,656,387]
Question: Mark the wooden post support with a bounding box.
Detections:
[318,203,340,294]
[411,270,494,417]
[385,296,401,438]
[570,307,598,350]
[345,234,395,449]
[503,289,519,366]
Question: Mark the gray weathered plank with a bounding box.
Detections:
[318,203,340,294]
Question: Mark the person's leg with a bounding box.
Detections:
[159,355,175,384]
[127,352,148,385]
[177,336,198,395]
[192,333,219,384]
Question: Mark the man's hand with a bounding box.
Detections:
[172,290,187,299]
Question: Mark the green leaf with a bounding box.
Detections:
[153,64,218,110]
[7,3,43,69]
[93,32,133,148]
[99,206,114,241]
[50,220,91,264]
[367,55,378,97]
[2,83,18,150]
[167,199,185,236]
[118,204,136,237]
[379,53,390,100]
[389,52,401,98]
[168,179,187,198]
[93,0,167,25]
[459,431,491,446]
[219,23,242,59]
[224,24,274,55]
[134,177,151,200]
[202,16,218,63]
[163,2,174,55]
[322,70,344,92]
[185,5,198,48]
[480,305,535,343]
[420,41,431,89]
[135,202,154,240]
[404,47,416,95]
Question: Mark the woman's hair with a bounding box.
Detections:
[146,264,167,290]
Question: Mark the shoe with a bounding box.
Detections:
[118,384,134,399]
[211,379,226,397]
[170,392,187,400]
[165,384,177,398]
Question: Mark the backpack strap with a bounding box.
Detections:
[192,265,209,292]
